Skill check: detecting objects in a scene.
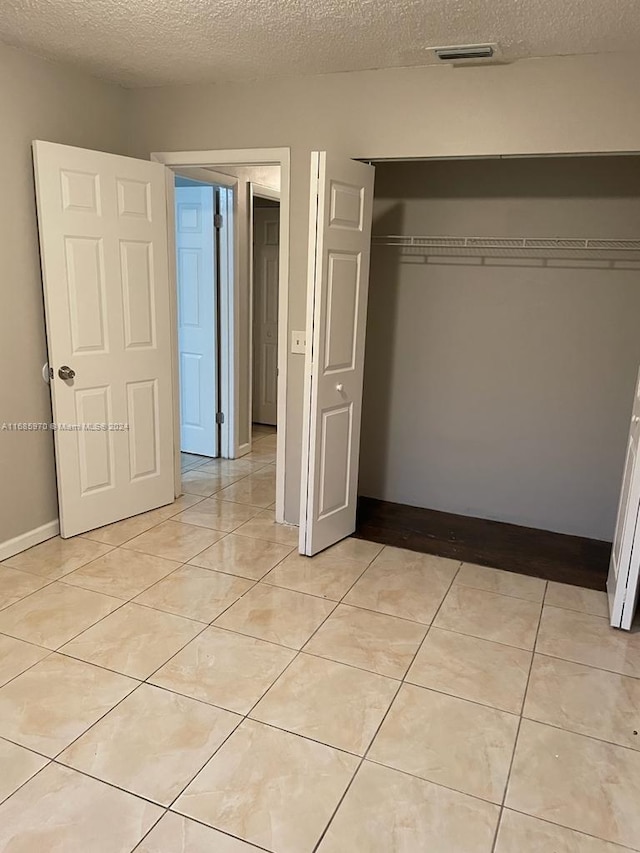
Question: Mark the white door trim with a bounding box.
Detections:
[249,182,281,432]
[152,148,290,524]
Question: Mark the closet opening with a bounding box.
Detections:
[356,155,640,589]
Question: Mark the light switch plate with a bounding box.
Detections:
[291,330,306,354]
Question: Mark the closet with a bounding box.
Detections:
[357,156,640,584]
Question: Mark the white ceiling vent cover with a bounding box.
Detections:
[433,44,498,62]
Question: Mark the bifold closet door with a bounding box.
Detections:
[33,141,175,538]
[608,364,640,629]
[299,152,375,556]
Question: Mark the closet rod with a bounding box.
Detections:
[372,235,640,251]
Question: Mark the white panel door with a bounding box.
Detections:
[299,152,375,555]
[175,185,218,456]
[608,366,640,629]
[253,206,280,425]
[33,141,174,538]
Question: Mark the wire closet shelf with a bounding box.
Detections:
[371,235,640,255]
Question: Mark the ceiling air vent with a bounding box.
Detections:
[434,44,495,62]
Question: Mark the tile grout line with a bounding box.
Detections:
[490,579,548,853]
[310,556,464,852]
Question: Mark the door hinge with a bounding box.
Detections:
[216,412,225,425]
[214,213,223,229]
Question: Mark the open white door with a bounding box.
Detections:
[253,206,280,426]
[33,141,174,538]
[175,184,218,457]
[299,152,375,555]
[608,366,640,629]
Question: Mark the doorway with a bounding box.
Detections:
[153,149,290,524]
[251,186,280,436]
[174,173,229,462]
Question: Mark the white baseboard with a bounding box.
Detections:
[0,519,60,562]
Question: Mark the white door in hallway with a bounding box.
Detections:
[33,141,174,538]
[175,184,218,456]
[608,365,640,629]
[299,152,375,556]
[253,206,280,426]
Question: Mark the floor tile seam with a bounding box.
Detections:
[0,575,59,612]
[1,542,118,582]
[398,560,464,687]
[0,754,53,808]
[499,580,547,817]
[529,649,640,682]
[498,805,640,853]
[453,578,547,605]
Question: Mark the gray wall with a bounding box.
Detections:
[0,44,128,545]
[128,51,640,524]
[359,158,640,541]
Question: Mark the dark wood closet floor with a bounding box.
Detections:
[354,497,612,591]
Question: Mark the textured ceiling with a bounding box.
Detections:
[1,0,638,88]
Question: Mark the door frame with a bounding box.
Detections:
[152,148,290,524]
[173,169,235,468]
[250,182,281,429]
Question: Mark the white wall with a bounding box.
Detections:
[360,157,640,541]
[0,44,128,546]
[128,52,640,524]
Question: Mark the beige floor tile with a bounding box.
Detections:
[264,550,369,600]
[304,604,427,678]
[328,537,385,562]
[0,565,49,610]
[174,720,358,853]
[123,520,225,562]
[0,739,48,804]
[174,498,262,533]
[182,469,242,497]
[0,653,136,755]
[61,603,203,679]
[81,496,204,546]
[434,584,542,650]
[137,812,264,852]
[536,606,640,678]
[181,453,212,469]
[150,626,296,714]
[63,548,181,600]
[251,654,398,754]
[3,536,112,579]
[0,763,162,852]
[318,760,499,853]
[407,627,532,713]
[217,470,276,508]
[454,563,546,602]
[343,547,459,623]
[243,446,276,464]
[524,654,640,750]
[369,683,519,803]
[188,533,293,579]
[0,581,121,649]
[495,809,634,853]
[135,566,254,623]
[214,583,335,649]
[0,635,49,687]
[506,720,640,849]
[60,683,240,805]
[545,581,610,618]
[233,510,298,546]
[197,458,269,477]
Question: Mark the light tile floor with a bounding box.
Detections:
[1,428,640,851]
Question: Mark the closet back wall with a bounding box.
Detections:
[359,157,640,541]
